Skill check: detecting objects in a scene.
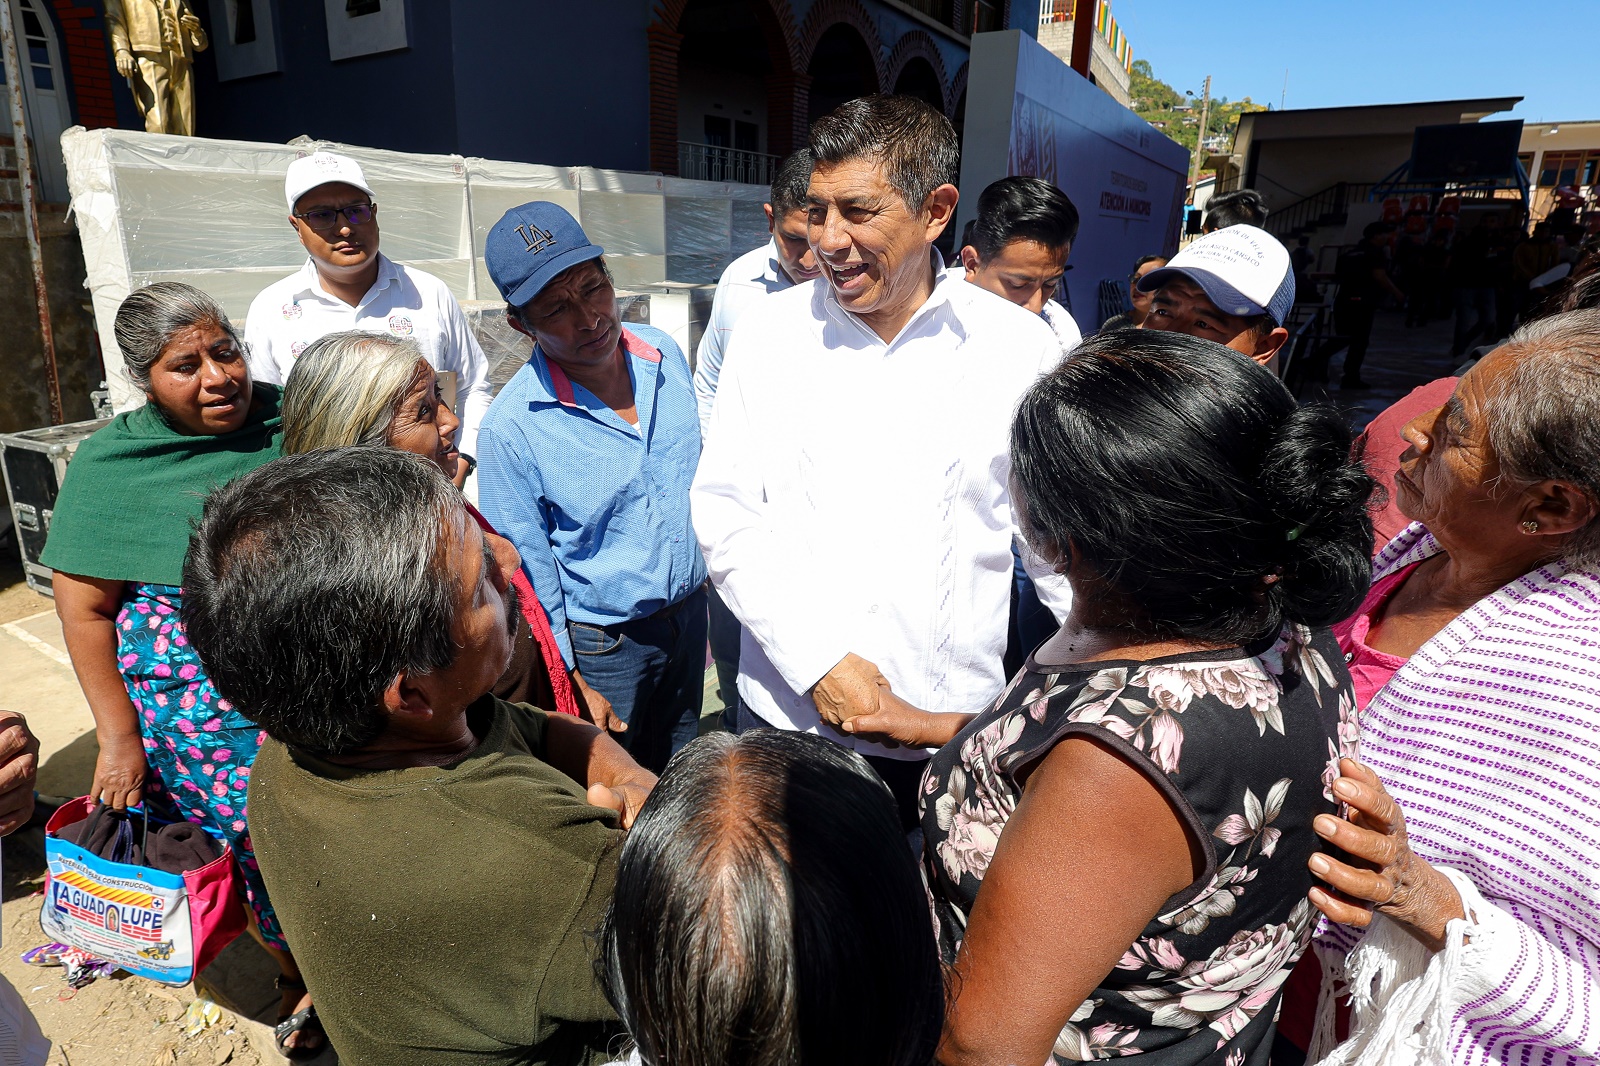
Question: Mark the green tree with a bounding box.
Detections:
[1131,60,1265,159]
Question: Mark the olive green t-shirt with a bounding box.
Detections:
[246,696,625,1066]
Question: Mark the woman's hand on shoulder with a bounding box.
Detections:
[1308,758,1465,951]
[587,774,654,830]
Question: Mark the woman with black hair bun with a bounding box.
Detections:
[842,329,1374,1065]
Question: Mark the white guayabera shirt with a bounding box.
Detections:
[692,262,1073,760]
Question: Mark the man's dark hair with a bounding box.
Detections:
[1203,189,1268,231]
[1012,329,1374,643]
[769,149,814,217]
[599,730,943,1066]
[182,448,464,756]
[968,176,1080,260]
[1362,221,1393,241]
[808,94,959,212]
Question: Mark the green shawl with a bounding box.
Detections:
[41,384,284,587]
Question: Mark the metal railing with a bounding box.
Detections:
[898,0,956,27]
[1264,182,1375,241]
[677,142,779,185]
[1278,303,1330,398]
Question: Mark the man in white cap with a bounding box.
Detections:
[1137,223,1295,368]
[244,151,493,475]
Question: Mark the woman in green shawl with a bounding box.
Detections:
[44,283,323,1058]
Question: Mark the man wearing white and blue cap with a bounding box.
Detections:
[475,202,705,774]
[1138,223,1295,368]
[245,151,493,476]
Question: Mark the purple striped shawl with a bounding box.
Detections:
[1316,522,1600,1064]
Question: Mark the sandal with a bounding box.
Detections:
[273,974,327,1060]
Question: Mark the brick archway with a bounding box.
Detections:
[649,0,805,176]
[949,60,970,120]
[884,30,950,115]
[799,0,887,89]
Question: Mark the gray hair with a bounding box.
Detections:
[281,331,428,454]
[1487,307,1600,565]
[114,282,242,390]
[808,95,959,212]
[180,448,463,756]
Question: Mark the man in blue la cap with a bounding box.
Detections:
[475,202,706,774]
[1137,223,1295,370]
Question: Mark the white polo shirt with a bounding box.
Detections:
[693,238,793,436]
[691,265,1073,761]
[243,254,494,458]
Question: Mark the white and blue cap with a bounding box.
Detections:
[1137,224,1295,326]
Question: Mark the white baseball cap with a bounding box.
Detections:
[284,151,375,210]
[1137,224,1295,326]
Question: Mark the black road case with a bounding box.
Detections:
[0,418,111,596]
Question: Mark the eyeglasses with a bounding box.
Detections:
[293,202,376,231]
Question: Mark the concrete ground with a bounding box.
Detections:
[1290,305,1464,431]
[0,562,295,1064]
[0,309,1449,1063]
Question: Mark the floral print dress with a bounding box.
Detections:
[921,624,1357,1064]
[118,583,286,949]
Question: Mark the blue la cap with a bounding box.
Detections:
[485,202,605,309]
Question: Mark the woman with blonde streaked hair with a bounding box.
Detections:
[281,330,604,721]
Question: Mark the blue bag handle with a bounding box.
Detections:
[81,803,151,867]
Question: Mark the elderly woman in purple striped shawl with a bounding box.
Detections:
[1306,306,1600,1065]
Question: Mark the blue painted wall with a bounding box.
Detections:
[446,0,654,171]
[185,0,976,169]
[191,0,460,156]
[189,0,654,168]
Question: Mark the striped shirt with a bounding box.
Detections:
[1318,522,1600,1064]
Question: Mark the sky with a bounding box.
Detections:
[1111,0,1597,124]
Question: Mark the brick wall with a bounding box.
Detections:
[52,2,119,130]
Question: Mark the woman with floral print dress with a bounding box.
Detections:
[44,284,323,1058]
[843,330,1375,1065]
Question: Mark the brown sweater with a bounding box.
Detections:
[247,697,624,1066]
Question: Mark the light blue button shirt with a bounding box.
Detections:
[476,324,706,668]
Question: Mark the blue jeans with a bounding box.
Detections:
[568,585,708,774]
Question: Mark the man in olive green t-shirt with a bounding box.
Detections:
[182,449,656,1066]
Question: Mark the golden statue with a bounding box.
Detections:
[105,0,209,136]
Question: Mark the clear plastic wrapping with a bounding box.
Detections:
[63,128,766,408]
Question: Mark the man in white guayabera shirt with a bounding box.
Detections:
[694,147,820,728]
[691,94,1070,830]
